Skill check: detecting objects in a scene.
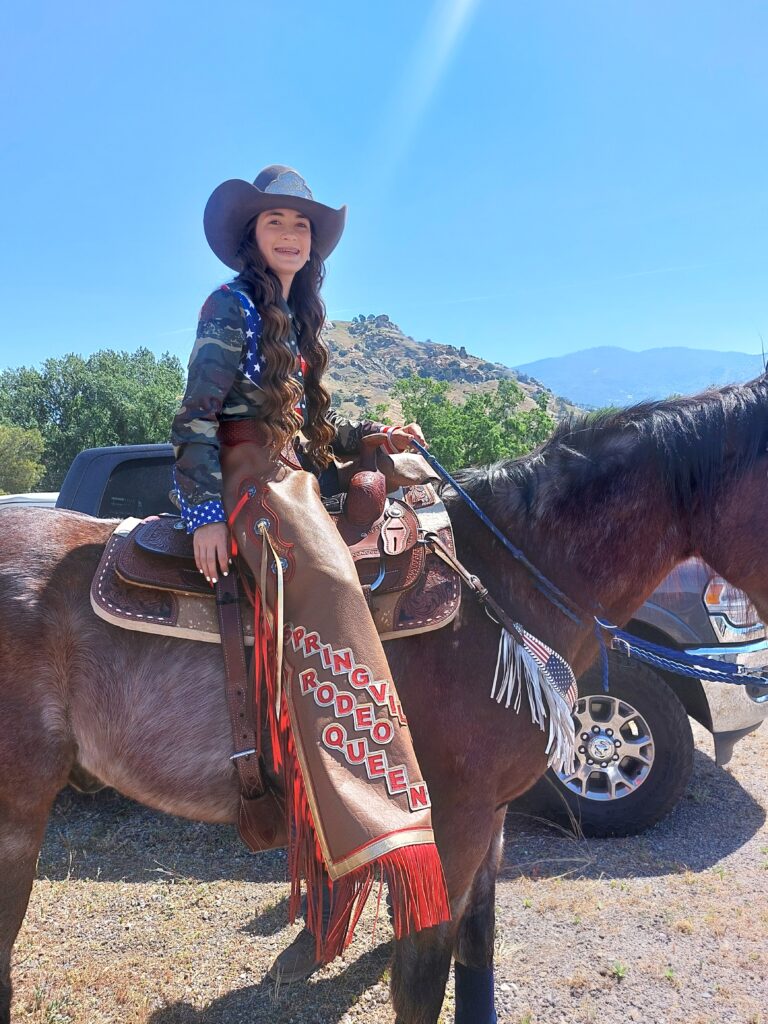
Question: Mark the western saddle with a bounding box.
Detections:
[91,441,461,645]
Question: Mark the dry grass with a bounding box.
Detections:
[10,722,768,1022]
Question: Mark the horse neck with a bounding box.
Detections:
[690,460,768,619]
[446,469,693,676]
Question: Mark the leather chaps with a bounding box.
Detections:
[218,421,450,961]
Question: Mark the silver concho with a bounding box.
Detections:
[264,171,313,200]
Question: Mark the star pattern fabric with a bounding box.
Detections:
[231,288,308,424]
[172,465,226,534]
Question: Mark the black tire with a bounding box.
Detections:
[516,653,694,838]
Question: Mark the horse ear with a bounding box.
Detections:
[378,451,440,489]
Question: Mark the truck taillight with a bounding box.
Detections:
[703,577,761,629]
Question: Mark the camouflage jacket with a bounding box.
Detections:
[170,284,395,533]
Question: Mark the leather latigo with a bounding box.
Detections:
[220,441,436,879]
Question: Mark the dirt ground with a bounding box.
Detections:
[11,720,768,1024]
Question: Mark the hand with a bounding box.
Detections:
[388,422,427,452]
[193,521,231,584]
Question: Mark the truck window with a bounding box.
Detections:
[98,457,178,519]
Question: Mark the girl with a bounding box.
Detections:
[170,165,448,980]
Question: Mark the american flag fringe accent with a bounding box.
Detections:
[490,626,578,775]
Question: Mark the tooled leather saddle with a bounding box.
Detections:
[90,445,461,644]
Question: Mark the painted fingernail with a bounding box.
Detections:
[211,577,217,584]
[205,576,211,581]
[222,571,228,577]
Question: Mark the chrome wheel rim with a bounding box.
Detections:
[555,695,655,801]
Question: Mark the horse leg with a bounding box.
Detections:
[0,666,72,1024]
[391,920,457,1024]
[390,802,500,1024]
[452,807,505,1024]
[0,798,61,1024]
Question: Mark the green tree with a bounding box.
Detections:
[0,347,185,488]
[367,401,392,426]
[381,374,555,471]
[0,424,45,494]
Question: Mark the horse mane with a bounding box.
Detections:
[454,374,768,522]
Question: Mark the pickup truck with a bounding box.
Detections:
[53,443,768,837]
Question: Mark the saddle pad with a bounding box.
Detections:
[90,486,461,643]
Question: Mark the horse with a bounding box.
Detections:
[2,376,768,1024]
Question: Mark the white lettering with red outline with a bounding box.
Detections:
[302,631,321,656]
[331,648,354,676]
[371,719,394,745]
[407,781,431,812]
[299,668,318,695]
[313,681,337,708]
[386,764,409,796]
[365,748,388,779]
[334,692,355,717]
[353,703,375,730]
[368,679,390,706]
[286,622,432,814]
[349,664,372,689]
[322,723,346,750]
[346,737,368,764]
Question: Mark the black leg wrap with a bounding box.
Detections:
[455,962,497,1024]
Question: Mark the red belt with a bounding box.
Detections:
[219,418,303,471]
[219,418,271,446]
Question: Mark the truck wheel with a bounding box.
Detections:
[522,654,694,838]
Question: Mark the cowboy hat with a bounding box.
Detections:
[203,164,347,270]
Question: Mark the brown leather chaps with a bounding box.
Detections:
[218,422,449,960]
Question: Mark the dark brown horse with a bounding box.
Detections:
[2,377,768,1024]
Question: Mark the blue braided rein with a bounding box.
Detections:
[410,439,582,623]
[597,620,768,689]
[410,439,768,692]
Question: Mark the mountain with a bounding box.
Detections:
[516,346,766,409]
[323,314,577,419]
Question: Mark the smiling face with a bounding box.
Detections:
[254,207,313,297]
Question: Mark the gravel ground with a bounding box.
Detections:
[11,720,768,1024]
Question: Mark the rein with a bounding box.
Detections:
[411,440,582,624]
[411,439,768,692]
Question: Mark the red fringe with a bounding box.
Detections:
[280,696,450,961]
[280,685,450,961]
[246,564,451,962]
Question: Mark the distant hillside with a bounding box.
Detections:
[516,346,766,409]
[323,314,576,419]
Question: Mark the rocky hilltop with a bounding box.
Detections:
[323,313,573,420]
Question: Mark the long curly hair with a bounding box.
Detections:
[231,217,336,469]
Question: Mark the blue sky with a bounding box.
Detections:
[1,0,766,372]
